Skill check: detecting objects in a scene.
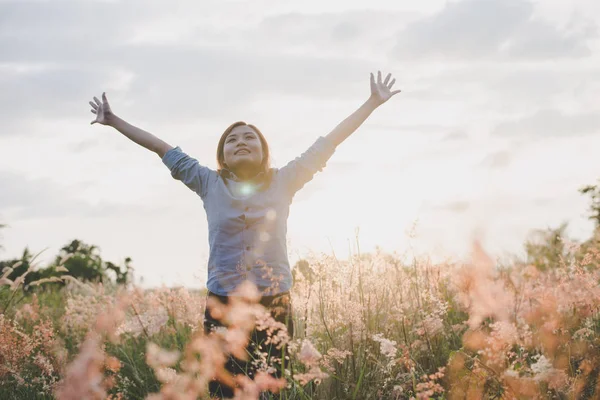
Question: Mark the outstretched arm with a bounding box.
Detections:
[325,70,401,147]
[89,92,213,197]
[89,92,173,158]
[279,71,401,196]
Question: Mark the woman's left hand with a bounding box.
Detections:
[369,70,401,107]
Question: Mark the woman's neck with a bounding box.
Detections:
[230,166,261,181]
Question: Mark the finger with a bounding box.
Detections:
[388,78,396,89]
[91,120,97,125]
[370,72,375,86]
[89,101,98,110]
[93,96,102,106]
[90,109,97,114]
[383,73,391,86]
[102,92,108,104]
[377,70,382,85]
[391,89,402,96]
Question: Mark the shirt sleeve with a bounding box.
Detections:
[162,146,213,198]
[278,136,336,196]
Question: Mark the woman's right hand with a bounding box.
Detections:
[89,92,114,125]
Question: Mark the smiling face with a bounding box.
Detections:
[222,125,264,176]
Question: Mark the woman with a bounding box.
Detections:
[88,70,400,398]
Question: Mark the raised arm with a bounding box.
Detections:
[89,92,172,158]
[325,70,401,147]
[279,71,401,196]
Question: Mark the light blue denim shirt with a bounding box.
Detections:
[162,136,336,296]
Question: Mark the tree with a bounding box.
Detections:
[0,239,133,291]
[53,240,106,282]
[0,247,43,290]
[0,223,6,252]
[51,239,133,285]
[524,223,570,271]
[105,257,133,285]
[579,182,600,230]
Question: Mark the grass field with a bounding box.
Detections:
[1,240,599,399]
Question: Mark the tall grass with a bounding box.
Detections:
[1,240,599,399]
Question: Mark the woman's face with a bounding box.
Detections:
[222,125,264,173]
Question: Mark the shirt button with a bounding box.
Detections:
[245,207,250,211]
[246,246,251,251]
[246,266,252,271]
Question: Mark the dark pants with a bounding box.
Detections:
[203,290,294,399]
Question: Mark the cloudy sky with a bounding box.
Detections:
[1,0,600,287]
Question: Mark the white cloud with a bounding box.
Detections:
[238,10,414,59]
[479,150,512,169]
[391,0,596,61]
[493,109,600,137]
[2,0,600,287]
[0,170,162,220]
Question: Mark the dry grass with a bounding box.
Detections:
[1,240,599,399]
